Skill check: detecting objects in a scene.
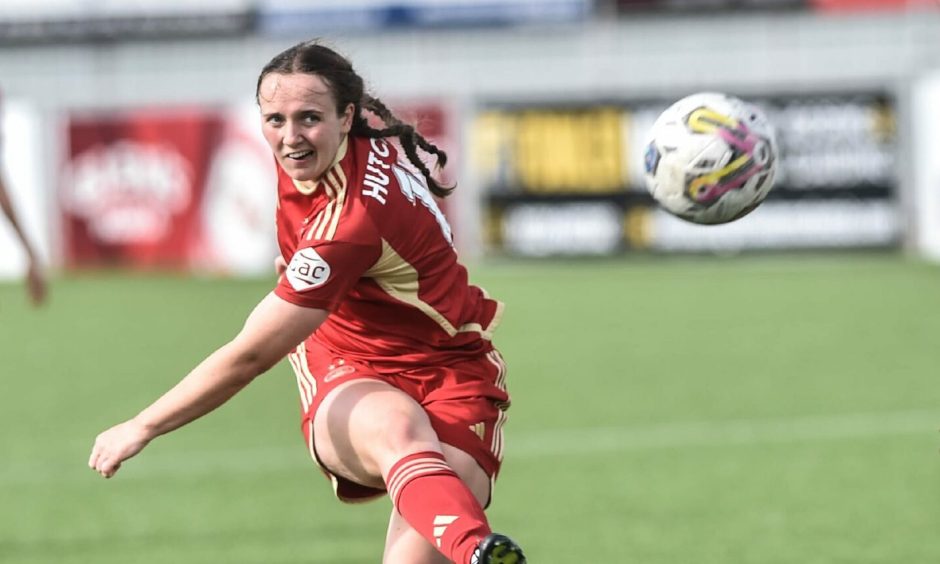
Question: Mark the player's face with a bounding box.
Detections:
[258,72,354,182]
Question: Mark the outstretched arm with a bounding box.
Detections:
[88,292,328,478]
[0,173,47,306]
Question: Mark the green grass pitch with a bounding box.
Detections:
[1,253,938,563]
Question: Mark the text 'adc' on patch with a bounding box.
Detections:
[286,248,331,291]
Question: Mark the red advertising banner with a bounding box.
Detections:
[60,100,457,273]
[62,110,224,269]
[62,107,280,274]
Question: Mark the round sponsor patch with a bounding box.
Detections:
[286,248,331,291]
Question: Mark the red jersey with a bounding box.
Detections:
[274,135,503,372]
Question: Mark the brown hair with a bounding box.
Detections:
[256,40,453,198]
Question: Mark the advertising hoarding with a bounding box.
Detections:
[476,93,900,255]
[59,99,457,274]
[61,107,276,274]
[911,72,940,261]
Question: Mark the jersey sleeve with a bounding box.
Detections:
[274,205,382,311]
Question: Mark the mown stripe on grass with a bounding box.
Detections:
[2,408,936,486]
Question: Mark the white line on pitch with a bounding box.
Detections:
[1,408,936,486]
[509,408,939,457]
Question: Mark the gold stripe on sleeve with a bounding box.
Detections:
[323,167,347,241]
[306,210,326,241]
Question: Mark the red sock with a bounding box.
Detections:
[385,451,491,563]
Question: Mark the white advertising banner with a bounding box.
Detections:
[502,201,623,256]
[0,0,250,19]
[648,200,899,252]
[198,104,279,276]
[912,72,940,261]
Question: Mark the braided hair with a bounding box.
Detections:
[256,40,453,198]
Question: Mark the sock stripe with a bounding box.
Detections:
[387,458,450,486]
[384,452,447,486]
[388,461,454,505]
[389,460,451,495]
[386,455,455,506]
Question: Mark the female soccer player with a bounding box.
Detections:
[0,156,46,306]
[88,40,526,564]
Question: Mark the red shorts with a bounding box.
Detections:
[286,338,511,504]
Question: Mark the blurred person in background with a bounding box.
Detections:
[89,40,526,564]
[0,166,47,306]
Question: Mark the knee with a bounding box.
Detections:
[369,406,440,460]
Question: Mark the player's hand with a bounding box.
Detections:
[88,419,152,479]
[25,259,47,306]
[275,255,288,277]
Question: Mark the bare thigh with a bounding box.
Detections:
[312,378,443,489]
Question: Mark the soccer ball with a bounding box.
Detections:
[643,92,778,225]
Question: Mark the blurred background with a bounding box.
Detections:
[2,0,940,270]
[2,1,940,563]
